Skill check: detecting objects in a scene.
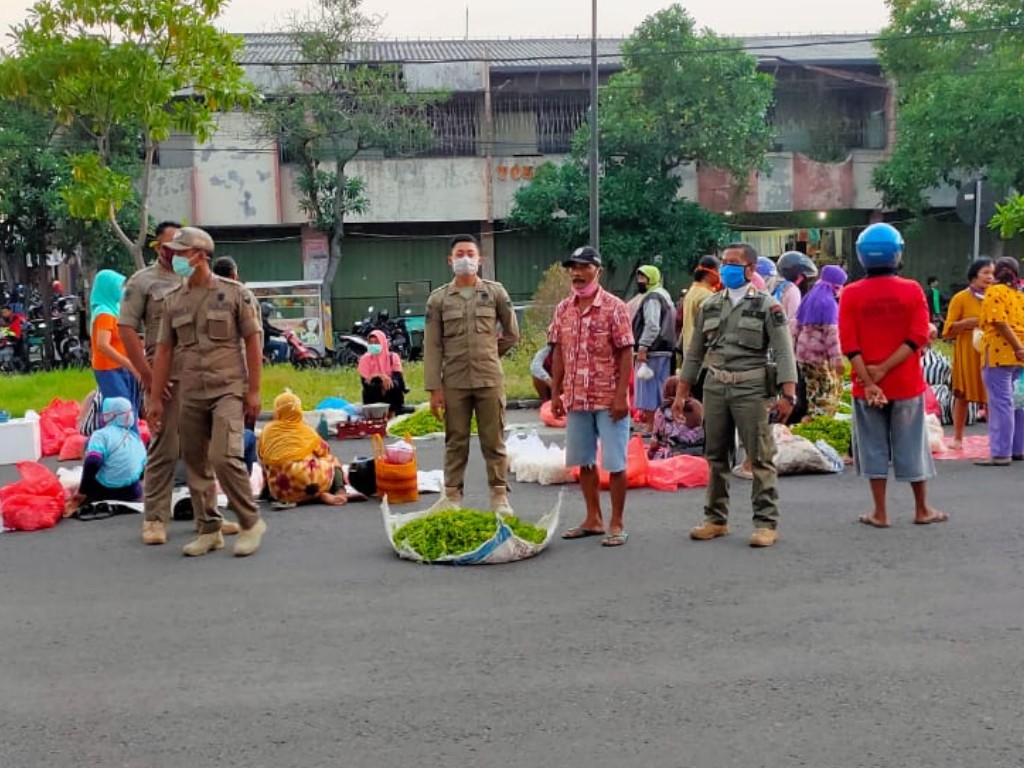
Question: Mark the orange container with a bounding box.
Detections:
[372,434,419,504]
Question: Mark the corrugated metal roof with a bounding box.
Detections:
[238,33,879,71]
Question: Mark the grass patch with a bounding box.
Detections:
[0,357,539,417]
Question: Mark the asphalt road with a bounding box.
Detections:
[1,417,1022,768]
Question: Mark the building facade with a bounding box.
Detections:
[146,34,993,329]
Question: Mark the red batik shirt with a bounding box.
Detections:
[548,288,634,412]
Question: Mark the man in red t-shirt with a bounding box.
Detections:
[839,224,947,528]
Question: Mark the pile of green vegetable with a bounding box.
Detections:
[389,409,477,437]
[791,416,852,455]
[391,509,546,561]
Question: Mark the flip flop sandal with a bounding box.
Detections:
[974,459,1011,466]
[561,526,606,540]
[914,512,949,525]
[601,532,629,547]
[857,514,890,529]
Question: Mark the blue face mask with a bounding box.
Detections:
[171,255,194,278]
[367,344,382,355]
[720,264,748,290]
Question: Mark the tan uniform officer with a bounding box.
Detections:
[674,243,798,548]
[149,227,267,558]
[119,221,239,545]
[424,234,519,513]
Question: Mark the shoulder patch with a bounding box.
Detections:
[770,306,788,327]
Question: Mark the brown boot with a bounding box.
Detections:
[142,520,167,546]
[444,487,463,509]
[182,531,225,557]
[689,521,730,541]
[490,486,513,516]
[233,518,267,557]
[195,518,240,535]
[749,528,778,548]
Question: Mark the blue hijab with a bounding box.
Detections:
[90,269,126,321]
[86,397,146,487]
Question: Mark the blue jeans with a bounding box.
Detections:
[93,367,141,433]
[565,409,630,472]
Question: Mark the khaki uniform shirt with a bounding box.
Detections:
[424,278,519,390]
[157,276,262,401]
[118,263,184,374]
[680,286,798,385]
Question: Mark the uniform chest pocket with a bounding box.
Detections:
[442,309,466,338]
[206,309,233,341]
[474,305,496,334]
[172,313,197,346]
[702,316,722,341]
[737,316,765,350]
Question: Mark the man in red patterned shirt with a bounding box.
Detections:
[549,247,635,547]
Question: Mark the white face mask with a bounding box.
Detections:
[452,256,480,277]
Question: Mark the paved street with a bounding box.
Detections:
[1,417,1022,768]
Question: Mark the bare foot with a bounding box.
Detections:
[951,439,963,451]
[914,509,949,525]
[858,513,890,529]
[319,492,348,506]
[64,493,87,518]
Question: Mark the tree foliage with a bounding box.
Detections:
[0,0,257,269]
[873,0,1024,212]
[509,4,772,276]
[990,194,1024,240]
[255,0,445,292]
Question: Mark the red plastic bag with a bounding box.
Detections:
[40,398,81,457]
[647,454,710,491]
[539,400,566,429]
[59,433,88,461]
[924,386,941,419]
[0,461,66,532]
[572,435,649,489]
[138,419,151,446]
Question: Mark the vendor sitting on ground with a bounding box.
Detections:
[358,329,408,416]
[648,376,705,460]
[65,397,146,516]
[258,392,348,507]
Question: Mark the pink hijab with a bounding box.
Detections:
[358,330,402,380]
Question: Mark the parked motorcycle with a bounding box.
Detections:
[283,328,323,369]
[0,327,25,373]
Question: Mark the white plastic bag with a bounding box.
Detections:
[772,424,840,475]
[508,430,575,485]
[636,363,655,381]
[381,492,562,565]
[925,414,947,453]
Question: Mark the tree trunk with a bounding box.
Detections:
[321,161,348,328]
[1,249,28,286]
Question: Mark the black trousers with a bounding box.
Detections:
[362,372,407,415]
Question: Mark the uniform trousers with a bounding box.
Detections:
[702,379,780,529]
[179,393,260,534]
[442,385,508,491]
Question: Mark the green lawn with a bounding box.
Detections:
[0,354,540,417]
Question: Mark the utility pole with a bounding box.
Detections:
[588,0,600,251]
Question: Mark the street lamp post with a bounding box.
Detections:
[588,0,600,251]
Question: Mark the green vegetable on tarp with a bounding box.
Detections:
[791,416,851,455]
[391,509,546,561]
[388,409,477,437]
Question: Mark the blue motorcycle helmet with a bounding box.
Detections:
[756,256,777,278]
[856,223,904,271]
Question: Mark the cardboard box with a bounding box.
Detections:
[0,417,42,465]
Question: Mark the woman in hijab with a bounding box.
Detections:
[648,376,705,460]
[358,329,407,416]
[64,397,146,517]
[679,255,721,354]
[90,269,140,422]
[975,257,1024,465]
[942,257,994,449]
[793,264,848,419]
[258,392,348,506]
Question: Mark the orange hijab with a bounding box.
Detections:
[258,393,322,466]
